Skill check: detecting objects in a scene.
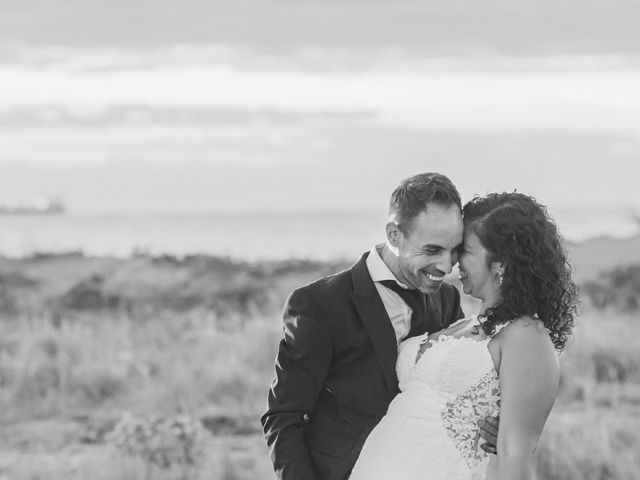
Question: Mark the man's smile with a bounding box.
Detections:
[423,271,445,282]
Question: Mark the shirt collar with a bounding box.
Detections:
[366,244,410,288]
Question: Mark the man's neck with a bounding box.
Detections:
[378,243,405,285]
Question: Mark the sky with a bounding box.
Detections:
[0,1,639,214]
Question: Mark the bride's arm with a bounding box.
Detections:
[493,318,559,480]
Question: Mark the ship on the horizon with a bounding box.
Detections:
[0,196,66,215]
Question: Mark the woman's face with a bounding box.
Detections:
[458,230,501,302]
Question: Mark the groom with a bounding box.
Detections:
[262,173,468,480]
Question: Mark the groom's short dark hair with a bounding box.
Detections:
[389,172,461,232]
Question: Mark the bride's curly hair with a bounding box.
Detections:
[462,192,578,350]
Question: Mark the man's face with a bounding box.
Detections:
[391,204,463,294]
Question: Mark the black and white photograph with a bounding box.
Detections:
[0,1,639,479]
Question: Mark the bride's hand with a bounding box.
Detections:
[479,415,499,454]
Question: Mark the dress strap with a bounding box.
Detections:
[476,316,510,338]
[449,315,474,329]
[493,322,509,335]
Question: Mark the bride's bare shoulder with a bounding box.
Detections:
[494,316,554,351]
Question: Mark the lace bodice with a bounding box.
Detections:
[397,330,496,395]
[395,318,502,468]
[349,317,504,480]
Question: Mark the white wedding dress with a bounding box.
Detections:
[349,316,501,480]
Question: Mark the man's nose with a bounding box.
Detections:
[437,252,454,275]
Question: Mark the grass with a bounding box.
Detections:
[0,311,282,423]
[540,311,640,480]
[0,253,639,479]
[1,310,638,479]
[0,252,347,319]
[537,407,640,480]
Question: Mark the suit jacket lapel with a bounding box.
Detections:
[349,252,399,395]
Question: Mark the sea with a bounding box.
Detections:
[0,208,637,261]
[2,45,640,260]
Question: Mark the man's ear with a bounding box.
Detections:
[386,221,402,247]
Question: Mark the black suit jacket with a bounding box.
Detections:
[261,251,464,480]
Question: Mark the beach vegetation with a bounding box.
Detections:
[0,252,638,478]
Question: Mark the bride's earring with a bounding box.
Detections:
[497,269,504,286]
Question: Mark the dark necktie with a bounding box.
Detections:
[379,280,427,337]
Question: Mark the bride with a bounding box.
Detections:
[349,192,578,480]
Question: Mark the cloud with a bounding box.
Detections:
[2,53,640,138]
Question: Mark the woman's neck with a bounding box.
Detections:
[479,293,501,316]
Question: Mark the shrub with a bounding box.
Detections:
[71,363,129,403]
[107,412,207,480]
[60,275,121,311]
[582,265,640,312]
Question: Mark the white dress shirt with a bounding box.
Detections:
[366,244,415,347]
